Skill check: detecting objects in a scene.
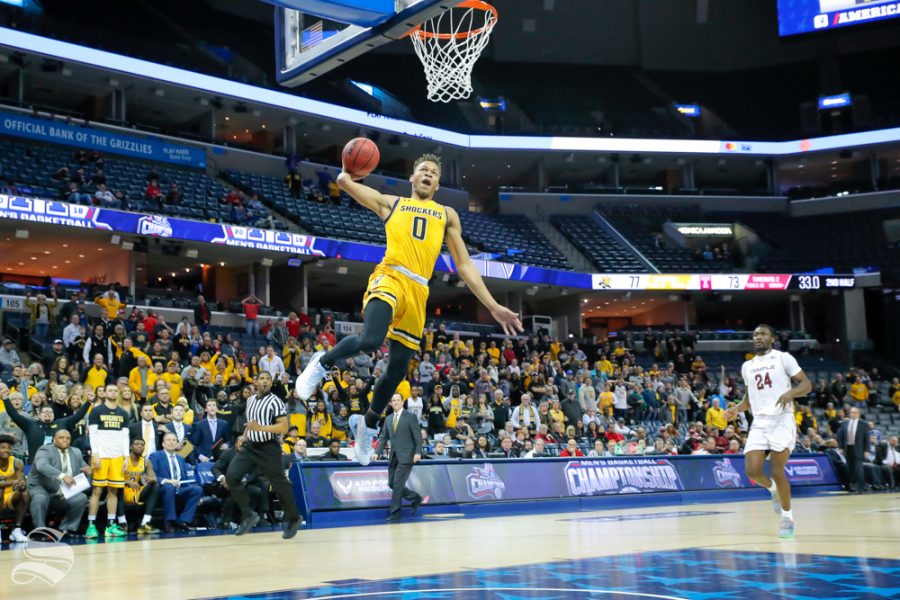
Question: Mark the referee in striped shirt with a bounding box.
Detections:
[226,371,302,539]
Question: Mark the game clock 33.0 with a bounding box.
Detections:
[791,275,856,290]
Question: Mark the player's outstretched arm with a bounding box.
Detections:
[444,207,524,337]
[336,171,397,220]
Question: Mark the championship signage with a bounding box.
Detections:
[296,454,839,511]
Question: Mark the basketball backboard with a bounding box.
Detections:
[273,0,453,87]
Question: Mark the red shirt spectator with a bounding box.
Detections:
[534,431,557,445]
[297,310,311,328]
[225,189,242,205]
[145,180,163,200]
[559,441,585,457]
[143,312,158,343]
[242,297,260,320]
[259,319,274,337]
[318,326,336,347]
[606,430,625,443]
[286,313,301,339]
[503,346,517,364]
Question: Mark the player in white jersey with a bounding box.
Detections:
[724,324,811,538]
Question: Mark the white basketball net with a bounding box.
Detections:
[409,2,498,103]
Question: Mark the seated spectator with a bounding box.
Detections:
[291,438,308,462]
[230,203,249,224]
[644,438,667,455]
[165,183,183,205]
[93,183,117,207]
[70,167,87,186]
[692,436,719,455]
[92,168,106,186]
[486,437,515,459]
[224,188,242,206]
[427,440,448,459]
[586,439,605,457]
[65,181,91,205]
[246,193,265,213]
[145,179,164,209]
[459,437,487,459]
[306,421,328,448]
[559,439,584,457]
[318,439,348,461]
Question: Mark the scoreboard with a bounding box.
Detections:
[778,0,900,36]
[591,273,856,291]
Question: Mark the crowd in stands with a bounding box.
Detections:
[1,294,899,540]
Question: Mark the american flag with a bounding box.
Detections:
[302,21,323,51]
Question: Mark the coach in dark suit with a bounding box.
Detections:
[377,394,424,522]
[27,429,91,535]
[149,432,203,531]
[192,398,232,462]
[837,407,868,492]
[129,404,162,455]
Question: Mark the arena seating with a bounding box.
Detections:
[0,138,287,228]
[224,169,572,270]
[222,169,387,244]
[735,209,900,274]
[550,215,646,273]
[457,212,571,270]
[600,205,734,273]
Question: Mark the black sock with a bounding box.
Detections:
[364,409,380,429]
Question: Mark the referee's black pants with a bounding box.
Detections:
[226,440,300,522]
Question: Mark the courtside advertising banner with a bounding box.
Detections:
[295,454,839,511]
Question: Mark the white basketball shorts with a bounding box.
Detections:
[744,413,796,454]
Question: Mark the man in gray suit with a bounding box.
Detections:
[377,394,425,522]
[27,429,92,536]
[837,407,869,492]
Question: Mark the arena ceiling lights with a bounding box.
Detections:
[4,27,900,157]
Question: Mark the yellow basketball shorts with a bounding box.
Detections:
[124,484,147,505]
[362,265,428,351]
[93,456,126,489]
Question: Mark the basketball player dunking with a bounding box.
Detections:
[296,153,523,464]
[724,324,811,538]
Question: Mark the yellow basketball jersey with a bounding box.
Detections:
[124,456,145,483]
[0,457,15,501]
[381,197,447,280]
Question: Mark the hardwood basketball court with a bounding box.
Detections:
[2,492,898,599]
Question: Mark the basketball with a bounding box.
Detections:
[342,137,380,179]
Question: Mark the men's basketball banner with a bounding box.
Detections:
[293,454,839,511]
[0,194,859,291]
